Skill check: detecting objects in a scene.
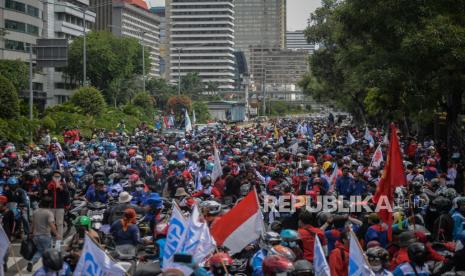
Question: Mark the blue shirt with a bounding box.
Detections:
[110,220,140,246]
[393,263,429,276]
[33,262,72,276]
[336,176,355,198]
[452,211,465,240]
[85,187,108,204]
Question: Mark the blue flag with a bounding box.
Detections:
[349,231,375,276]
[313,235,330,276]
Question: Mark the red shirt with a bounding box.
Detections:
[329,241,349,276]
[298,225,326,262]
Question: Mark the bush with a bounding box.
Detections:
[192,101,211,124]
[41,115,56,130]
[0,117,39,144]
[132,91,155,110]
[0,75,20,119]
[70,86,106,116]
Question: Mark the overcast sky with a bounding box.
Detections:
[147,0,321,31]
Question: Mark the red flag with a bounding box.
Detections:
[211,189,264,254]
[372,123,406,240]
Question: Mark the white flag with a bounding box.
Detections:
[347,131,356,145]
[364,127,375,147]
[328,164,338,185]
[349,231,375,276]
[185,109,192,132]
[211,145,222,183]
[0,225,10,276]
[183,205,216,262]
[192,109,196,125]
[370,144,384,168]
[163,203,189,269]
[73,235,126,276]
[383,133,389,144]
[313,235,330,276]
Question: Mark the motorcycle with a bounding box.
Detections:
[63,199,86,238]
[87,202,106,231]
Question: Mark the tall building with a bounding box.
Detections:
[233,0,286,61]
[286,30,314,53]
[0,0,47,106]
[150,6,167,79]
[166,0,235,91]
[43,0,96,106]
[92,0,161,77]
[249,47,308,93]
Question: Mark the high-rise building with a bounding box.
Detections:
[166,0,235,91]
[42,0,96,106]
[150,6,168,79]
[0,0,47,106]
[92,0,161,77]
[249,47,308,93]
[286,30,314,53]
[233,0,286,61]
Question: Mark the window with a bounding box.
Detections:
[5,39,25,51]
[27,5,39,17]
[5,20,26,33]
[27,24,39,35]
[5,0,25,13]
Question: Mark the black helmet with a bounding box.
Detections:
[366,246,389,264]
[407,242,427,266]
[293,259,313,275]
[201,175,212,185]
[42,249,63,271]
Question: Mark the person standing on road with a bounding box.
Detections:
[28,198,61,272]
[44,170,70,239]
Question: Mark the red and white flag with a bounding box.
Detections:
[370,144,384,168]
[211,189,264,254]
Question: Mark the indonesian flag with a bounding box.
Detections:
[211,189,264,254]
[163,116,169,129]
[370,144,384,168]
[373,123,406,240]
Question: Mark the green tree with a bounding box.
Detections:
[146,78,177,109]
[0,75,20,119]
[65,31,149,103]
[192,101,211,123]
[132,91,155,110]
[0,60,28,92]
[167,95,192,114]
[180,72,203,99]
[205,81,219,96]
[70,86,106,116]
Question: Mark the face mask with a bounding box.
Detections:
[136,187,144,192]
[371,265,382,272]
[53,176,61,182]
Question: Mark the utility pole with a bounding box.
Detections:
[141,31,146,92]
[29,45,33,121]
[83,8,87,86]
[177,47,181,95]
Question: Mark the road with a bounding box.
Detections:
[5,243,42,275]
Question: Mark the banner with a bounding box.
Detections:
[185,109,192,132]
[211,145,222,183]
[73,235,126,276]
[182,205,216,262]
[163,203,188,269]
[349,231,375,276]
[0,225,9,276]
[313,235,330,276]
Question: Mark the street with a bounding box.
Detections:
[5,243,42,276]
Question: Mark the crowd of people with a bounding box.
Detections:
[0,113,464,276]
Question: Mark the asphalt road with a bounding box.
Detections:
[5,243,42,276]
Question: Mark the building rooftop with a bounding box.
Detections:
[123,0,148,10]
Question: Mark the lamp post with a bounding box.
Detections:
[173,43,209,96]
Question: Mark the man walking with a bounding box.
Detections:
[28,198,60,272]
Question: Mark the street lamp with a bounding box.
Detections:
[173,43,210,95]
[109,25,148,92]
[41,1,112,85]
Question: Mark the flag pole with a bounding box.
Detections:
[214,247,230,275]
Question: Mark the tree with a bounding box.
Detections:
[132,91,155,110]
[65,31,149,103]
[0,75,20,119]
[180,72,203,99]
[192,101,211,123]
[167,95,192,114]
[205,81,219,96]
[0,60,28,92]
[70,86,106,116]
[146,78,177,109]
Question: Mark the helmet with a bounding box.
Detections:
[397,231,417,248]
[42,249,63,271]
[74,216,91,230]
[200,175,211,185]
[293,260,313,274]
[262,255,294,275]
[7,177,18,186]
[209,252,233,268]
[129,174,140,183]
[206,162,214,171]
[366,246,389,264]
[270,245,296,261]
[280,229,300,242]
[200,200,222,216]
[144,193,163,209]
[109,151,118,158]
[262,231,282,248]
[407,242,427,266]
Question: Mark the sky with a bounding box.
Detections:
[147,0,321,31]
